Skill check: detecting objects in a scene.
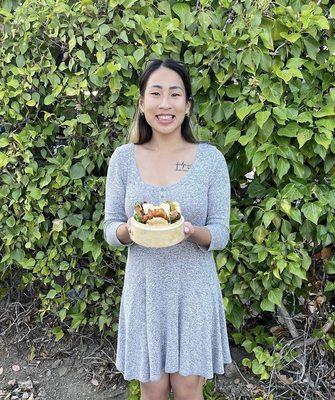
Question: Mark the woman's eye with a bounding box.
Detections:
[172,93,180,97]
[150,92,159,95]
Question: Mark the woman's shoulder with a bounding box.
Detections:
[110,143,132,161]
[199,141,225,163]
[114,142,132,154]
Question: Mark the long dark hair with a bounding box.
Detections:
[127,59,200,145]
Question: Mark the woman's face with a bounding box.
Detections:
[139,66,190,138]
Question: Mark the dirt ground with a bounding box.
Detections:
[0,299,129,400]
[0,332,129,400]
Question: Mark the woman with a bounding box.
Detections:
[104,59,232,400]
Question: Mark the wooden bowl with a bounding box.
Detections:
[129,215,185,248]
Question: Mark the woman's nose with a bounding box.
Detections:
[158,95,172,108]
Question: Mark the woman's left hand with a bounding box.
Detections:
[183,221,195,240]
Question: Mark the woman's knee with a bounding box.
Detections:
[140,372,171,400]
[170,373,204,400]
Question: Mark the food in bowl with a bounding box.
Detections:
[130,200,184,248]
[133,201,181,225]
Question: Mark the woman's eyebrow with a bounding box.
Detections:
[149,84,184,90]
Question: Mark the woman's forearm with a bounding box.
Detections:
[116,223,133,245]
[189,225,211,248]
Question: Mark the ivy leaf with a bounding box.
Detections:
[253,226,267,244]
[275,68,293,83]
[52,326,64,341]
[303,36,319,60]
[276,158,290,179]
[0,137,9,147]
[222,101,234,119]
[297,128,313,148]
[30,187,42,200]
[268,288,283,305]
[8,78,19,88]
[119,30,128,42]
[288,208,302,224]
[255,111,270,128]
[213,104,225,123]
[68,36,76,52]
[330,4,335,18]
[77,114,91,124]
[301,202,322,225]
[109,75,122,93]
[226,301,245,330]
[46,289,58,299]
[280,32,301,43]
[288,263,307,280]
[260,27,273,50]
[66,214,83,227]
[325,261,335,275]
[133,47,144,63]
[241,339,254,353]
[6,215,15,227]
[70,163,86,180]
[0,151,9,168]
[99,24,110,35]
[76,50,86,62]
[296,112,312,123]
[315,132,332,149]
[19,258,35,269]
[107,62,121,74]
[313,105,335,118]
[262,82,283,105]
[198,11,211,30]
[325,282,335,292]
[16,54,25,68]
[260,298,275,312]
[83,240,102,261]
[70,313,85,330]
[224,128,240,145]
[314,16,329,30]
[96,50,106,65]
[44,95,55,105]
[236,103,251,120]
[52,219,63,232]
[172,3,194,27]
[277,122,299,137]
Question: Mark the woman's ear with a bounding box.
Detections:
[139,97,144,113]
[186,101,191,115]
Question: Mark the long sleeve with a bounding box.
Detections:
[198,150,231,252]
[103,146,133,248]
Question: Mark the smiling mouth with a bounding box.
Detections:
[156,115,175,121]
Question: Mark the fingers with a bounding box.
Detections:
[127,218,133,237]
[183,222,194,236]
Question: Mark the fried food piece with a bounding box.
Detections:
[170,210,181,223]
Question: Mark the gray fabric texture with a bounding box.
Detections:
[104,141,232,382]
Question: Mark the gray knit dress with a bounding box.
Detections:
[103,141,232,383]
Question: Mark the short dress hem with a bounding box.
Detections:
[115,360,233,383]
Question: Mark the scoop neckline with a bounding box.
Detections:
[131,142,201,189]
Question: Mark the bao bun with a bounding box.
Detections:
[146,217,169,225]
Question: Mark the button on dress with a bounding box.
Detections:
[104,142,232,383]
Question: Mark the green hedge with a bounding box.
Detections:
[0,0,334,373]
